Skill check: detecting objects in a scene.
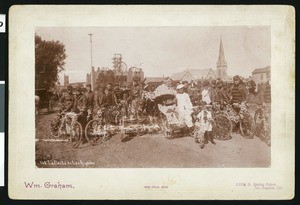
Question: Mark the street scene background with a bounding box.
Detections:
[35,27,271,168]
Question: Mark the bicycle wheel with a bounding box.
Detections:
[70,121,82,149]
[85,120,106,146]
[49,117,61,138]
[213,114,232,140]
[240,113,255,139]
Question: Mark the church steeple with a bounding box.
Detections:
[217,36,228,80]
[218,37,226,65]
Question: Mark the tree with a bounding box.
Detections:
[35,35,67,90]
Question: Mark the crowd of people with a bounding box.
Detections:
[56,75,271,147]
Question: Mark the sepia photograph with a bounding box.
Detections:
[35,26,271,168]
[9,5,294,200]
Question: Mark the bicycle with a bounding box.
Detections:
[85,105,121,146]
[211,103,233,141]
[225,102,255,139]
[49,111,83,149]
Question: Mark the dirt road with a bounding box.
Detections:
[35,111,270,168]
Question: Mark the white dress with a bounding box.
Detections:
[201,89,211,105]
[176,93,193,128]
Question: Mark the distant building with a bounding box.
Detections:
[58,82,86,92]
[69,82,86,88]
[216,37,228,80]
[87,54,144,90]
[64,74,69,86]
[252,66,270,84]
[86,73,91,84]
[170,37,230,82]
[144,77,168,84]
[58,74,87,92]
[87,66,144,88]
[171,68,217,82]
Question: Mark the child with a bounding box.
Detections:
[201,80,212,105]
[194,103,216,149]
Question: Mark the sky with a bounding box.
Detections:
[36,26,270,84]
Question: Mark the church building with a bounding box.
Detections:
[216,37,228,80]
[170,37,230,82]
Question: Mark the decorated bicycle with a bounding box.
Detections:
[49,111,83,149]
[84,104,122,146]
[211,102,233,141]
[224,101,255,139]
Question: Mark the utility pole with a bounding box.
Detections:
[88,33,94,91]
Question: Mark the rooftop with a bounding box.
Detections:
[171,68,217,81]
[252,66,270,74]
[144,77,168,83]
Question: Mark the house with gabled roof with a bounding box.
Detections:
[171,68,217,82]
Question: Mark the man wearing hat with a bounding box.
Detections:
[101,84,117,108]
[60,85,75,112]
[176,84,194,133]
[85,84,94,121]
[209,80,219,104]
[94,86,105,110]
[129,77,143,117]
[215,80,230,108]
[73,85,87,128]
[230,75,248,104]
[55,85,76,136]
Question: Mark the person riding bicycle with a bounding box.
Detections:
[94,86,105,110]
[246,77,258,101]
[101,84,118,108]
[84,84,94,122]
[52,85,75,137]
[215,80,231,109]
[141,83,156,116]
[229,75,252,135]
[60,85,75,112]
[73,85,88,129]
[230,75,248,104]
[130,77,143,118]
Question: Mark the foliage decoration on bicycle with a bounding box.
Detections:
[224,102,255,139]
[210,103,233,141]
[49,111,82,149]
[85,106,121,146]
[253,104,271,146]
